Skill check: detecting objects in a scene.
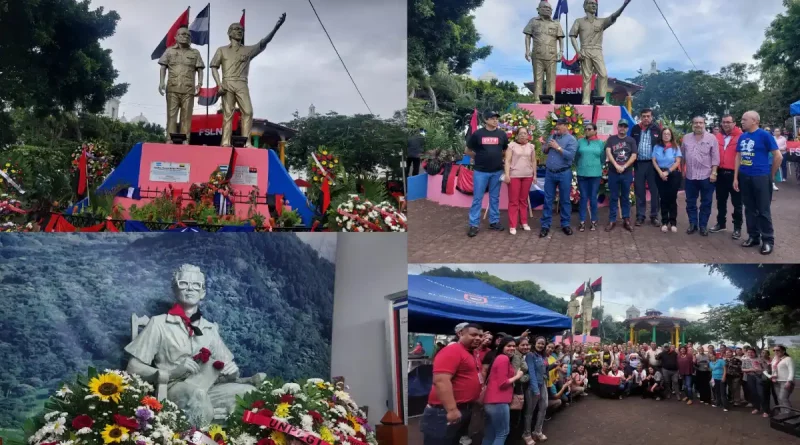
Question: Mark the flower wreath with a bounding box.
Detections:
[1,160,25,199]
[498,108,545,162]
[71,142,114,183]
[225,378,378,445]
[334,196,407,232]
[307,147,342,186]
[543,104,586,139]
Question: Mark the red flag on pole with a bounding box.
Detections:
[321,178,331,214]
[223,147,238,183]
[151,8,191,60]
[574,282,586,296]
[77,147,88,196]
[591,277,602,292]
[240,9,245,43]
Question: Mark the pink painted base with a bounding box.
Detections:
[113,143,272,221]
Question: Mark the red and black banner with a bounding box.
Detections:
[198,87,219,106]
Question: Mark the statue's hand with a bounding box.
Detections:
[276,13,286,29]
[557,52,563,61]
[577,51,585,60]
[158,83,166,96]
[525,52,531,62]
[178,356,200,376]
[624,0,631,5]
[221,361,239,376]
[195,84,202,96]
[217,81,227,95]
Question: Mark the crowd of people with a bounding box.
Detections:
[420,322,796,445]
[465,108,795,255]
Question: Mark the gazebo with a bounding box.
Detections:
[623,308,689,346]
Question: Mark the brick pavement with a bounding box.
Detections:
[408,389,800,445]
[408,180,800,263]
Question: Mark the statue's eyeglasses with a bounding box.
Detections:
[177,281,204,290]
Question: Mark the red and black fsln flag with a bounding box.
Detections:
[151,8,190,60]
[198,87,219,106]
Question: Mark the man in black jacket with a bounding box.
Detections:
[406,128,425,177]
[629,109,663,227]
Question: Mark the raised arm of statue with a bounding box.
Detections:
[252,13,286,58]
[606,0,632,29]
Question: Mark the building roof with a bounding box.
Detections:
[623,314,689,328]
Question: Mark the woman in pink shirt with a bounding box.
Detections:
[483,336,525,445]
[503,127,537,235]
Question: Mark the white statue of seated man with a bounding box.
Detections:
[125,264,261,427]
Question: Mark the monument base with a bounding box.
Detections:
[68,142,316,225]
[515,103,622,141]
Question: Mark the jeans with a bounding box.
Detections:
[482,403,510,445]
[540,169,572,229]
[777,381,795,414]
[655,170,681,225]
[608,171,633,222]
[508,177,534,229]
[713,379,728,408]
[634,161,660,220]
[577,176,601,222]
[420,405,472,445]
[523,386,539,436]
[696,370,712,403]
[619,380,631,396]
[682,375,694,400]
[715,169,742,229]
[527,383,548,435]
[662,369,679,397]
[469,170,503,228]
[739,173,775,244]
[745,374,763,411]
[684,177,715,228]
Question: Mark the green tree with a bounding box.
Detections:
[282,112,405,178]
[707,264,800,313]
[754,0,800,126]
[682,321,715,345]
[702,304,789,348]
[0,0,129,141]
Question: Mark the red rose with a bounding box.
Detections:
[193,348,212,363]
[308,410,323,424]
[213,361,225,370]
[251,400,265,409]
[279,394,294,404]
[113,414,139,430]
[71,414,94,430]
[555,109,561,116]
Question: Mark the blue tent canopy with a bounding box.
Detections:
[408,275,571,335]
[791,100,800,116]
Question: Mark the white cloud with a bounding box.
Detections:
[667,304,710,322]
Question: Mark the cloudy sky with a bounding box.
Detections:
[470,0,785,86]
[91,0,406,124]
[408,263,741,322]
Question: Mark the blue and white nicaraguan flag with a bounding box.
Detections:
[553,0,569,20]
[190,3,210,46]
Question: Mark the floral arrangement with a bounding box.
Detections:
[543,104,586,139]
[71,142,114,185]
[207,169,233,198]
[225,378,378,445]
[334,195,407,232]
[307,147,341,186]
[1,220,35,232]
[25,368,189,445]
[1,160,25,199]
[498,108,544,162]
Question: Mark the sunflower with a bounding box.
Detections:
[270,431,286,445]
[348,414,361,433]
[319,427,335,444]
[274,402,290,418]
[208,425,227,443]
[101,424,129,444]
[316,382,326,389]
[565,111,572,117]
[88,373,127,403]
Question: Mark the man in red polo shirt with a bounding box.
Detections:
[420,323,483,445]
[711,114,743,239]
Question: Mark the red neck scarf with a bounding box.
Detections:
[587,135,599,141]
[168,304,203,337]
[663,142,673,148]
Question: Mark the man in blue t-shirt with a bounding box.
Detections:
[734,110,782,255]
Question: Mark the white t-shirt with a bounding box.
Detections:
[634,369,647,383]
[610,370,625,378]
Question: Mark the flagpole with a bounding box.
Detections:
[242,9,245,44]
[564,11,569,74]
[206,2,211,123]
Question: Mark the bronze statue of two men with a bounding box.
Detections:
[524,0,631,105]
[158,13,286,146]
